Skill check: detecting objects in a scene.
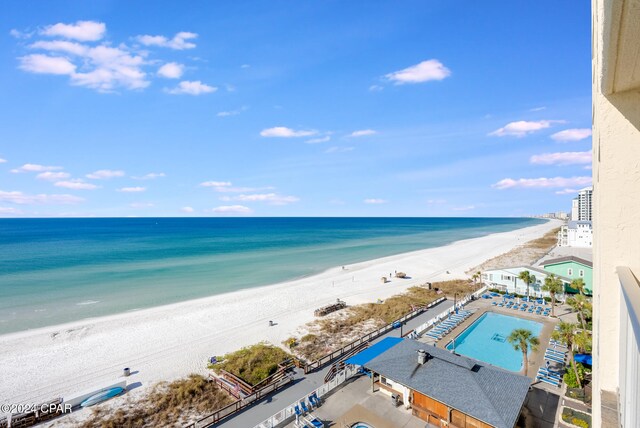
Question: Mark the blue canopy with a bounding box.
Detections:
[574,354,592,366]
[345,337,403,366]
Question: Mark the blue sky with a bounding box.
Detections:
[0,1,592,217]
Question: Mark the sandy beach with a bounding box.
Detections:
[0,219,560,409]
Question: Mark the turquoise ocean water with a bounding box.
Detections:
[0,217,544,334]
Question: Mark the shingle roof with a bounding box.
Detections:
[541,256,593,268]
[364,339,531,428]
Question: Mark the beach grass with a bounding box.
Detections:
[211,343,292,386]
[470,226,561,273]
[294,280,473,360]
[81,374,232,428]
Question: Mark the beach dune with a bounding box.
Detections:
[0,219,559,407]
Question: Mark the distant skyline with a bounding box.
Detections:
[0,1,591,217]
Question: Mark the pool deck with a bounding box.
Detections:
[418,297,579,390]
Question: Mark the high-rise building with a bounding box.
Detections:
[577,187,593,221]
[571,197,580,221]
[592,1,640,427]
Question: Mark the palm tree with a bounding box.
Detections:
[542,274,564,317]
[566,294,592,330]
[507,328,539,376]
[552,321,582,388]
[571,278,586,295]
[573,330,592,354]
[471,271,482,290]
[518,270,532,299]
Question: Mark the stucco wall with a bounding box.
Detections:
[592,1,640,426]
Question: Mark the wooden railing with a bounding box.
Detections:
[189,296,447,427]
[303,296,446,373]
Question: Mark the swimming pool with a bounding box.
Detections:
[445,312,542,371]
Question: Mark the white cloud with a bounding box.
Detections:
[30,40,88,56]
[306,136,331,144]
[222,193,299,205]
[530,151,592,166]
[555,188,579,195]
[489,120,563,137]
[385,59,451,84]
[132,172,165,180]
[26,42,149,92]
[86,169,125,179]
[529,106,546,112]
[0,158,6,163]
[41,21,106,41]
[492,176,592,190]
[11,163,63,173]
[452,205,475,211]
[364,198,387,204]
[427,199,446,204]
[325,146,354,154]
[240,64,250,69]
[217,106,248,117]
[369,85,384,92]
[0,190,83,205]
[118,186,146,192]
[181,206,194,213]
[36,171,71,181]
[200,181,232,188]
[10,29,32,39]
[550,128,592,142]
[0,207,23,215]
[137,32,198,50]
[260,127,317,138]
[19,54,76,75]
[157,62,184,79]
[349,129,377,137]
[167,80,216,95]
[55,180,99,190]
[212,205,252,214]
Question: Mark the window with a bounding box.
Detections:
[568,268,573,276]
[579,270,584,277]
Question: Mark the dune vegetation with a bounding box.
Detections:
[82,374,233,428]
[210,343,292,386]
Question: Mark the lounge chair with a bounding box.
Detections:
[300,401,309,414]
[310,418,324,428]
[538,368,562,380]
[537,375,561,387]
[295,405,302,416]
[544,354,565,364]
[545,348,566,356]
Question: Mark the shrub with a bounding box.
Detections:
[561,407,591,428]
[212,343,291,385]
[301,334,317,342]
[563,363,586,388]
[572,418,589,428]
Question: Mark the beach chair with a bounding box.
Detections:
[295,405,303,416]
[300,400,310,414]
[310,392,321,407]
[492,302,497,306]
[538,368,563,380]
[537,375,561,387]
[544,354,565,364]
[309,417,324,428]
[545,348,566,356]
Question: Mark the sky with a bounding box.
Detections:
[0,1,592,217]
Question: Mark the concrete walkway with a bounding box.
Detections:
[213,298,454,428]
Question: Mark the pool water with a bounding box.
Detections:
[445,312,543,371]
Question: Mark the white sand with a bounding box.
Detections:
[0,219,560,407]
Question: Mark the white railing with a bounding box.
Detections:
[252,365,359,428]
[412,287,487,337]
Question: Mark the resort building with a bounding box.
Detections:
[577,187,593,221]
[571,198,580,221]
[481,266,569,298]
[592,1,640,426]
[557,221,593,248]
[362,339,531,428]
[540,256,593,295]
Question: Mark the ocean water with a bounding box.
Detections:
[0,217,544,334]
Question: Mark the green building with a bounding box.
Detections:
[541,256,593,295]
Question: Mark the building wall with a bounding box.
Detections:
[543,261,592,294]
[592,0,640,426]
[482,268,566,298]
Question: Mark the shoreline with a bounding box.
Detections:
[0,219,560,406]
